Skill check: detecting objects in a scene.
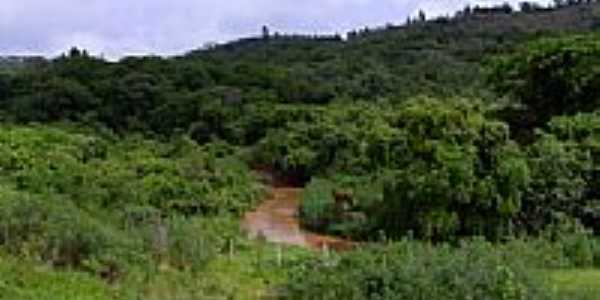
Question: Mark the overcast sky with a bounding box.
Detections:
[0,0,552,59]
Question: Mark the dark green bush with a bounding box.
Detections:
[7,77,99,123]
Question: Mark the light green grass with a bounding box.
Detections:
[0,255,113,300]
[0,241,313,300]
[544,269,600,300]
[196,242,312,300]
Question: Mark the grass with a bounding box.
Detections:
[544,269,600,299]
[0,254,113,300]
[197,241,313,300]
[0,240,314,300]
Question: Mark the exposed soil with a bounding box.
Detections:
[242,169,355,251]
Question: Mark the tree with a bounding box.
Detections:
[172,61,213,91]
[0,73,10,104]
[488,34,600,132]
[418,10,427,22]
[51,47,108,86]
[520,134,589,234]
[8,77,99,122]
[370,98,525,241]
[99,72,172,130]
[262,25,270,39]
[501,3,514,14]
[520,2,534,12]
[67,46,85,58]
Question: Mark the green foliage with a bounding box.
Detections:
[284,235,600,300]
[0,72,11,106]
[520,134,590,233]
[301,178,336,231]
[542,112,600,233]
[255,97,507,176]
[0,125,269,291]
[0,125,263,216]
[156,216,240,272]
[378,142,526,241]
[546,269,600,300]
[488,34,600,131]
[0,254,112,300]
[285,239,549,300]
[282,98,526,240]
[287,98,600,242]
[0,185,138,268]
[4,4,600,298]
[10,77,99,123]
[5,3,600,135]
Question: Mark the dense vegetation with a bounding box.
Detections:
[4,1,600,299]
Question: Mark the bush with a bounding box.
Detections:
[284,239,549,300]
[519,134,590,234]
[0,254,112,300]
[545,112,600,233]
[0,124,267,287]
[301,179,336,231]
[8,77,99,123]
[155,216,239,272]
[0,185,138,269]
[0,125,264,216]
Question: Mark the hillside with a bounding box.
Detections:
[0,56,45,71]
[186,1,600,101]
[3,1,600,299]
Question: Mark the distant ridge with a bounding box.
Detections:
[0,56,45,70]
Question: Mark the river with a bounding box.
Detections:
[242,186,354,251]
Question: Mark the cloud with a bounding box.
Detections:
[0,0,551,59]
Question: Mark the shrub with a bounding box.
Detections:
[284,239,549,300]
[0,185,138,269]
[0,254,112,300]
[0,125,264,216]
[301,179,336,231]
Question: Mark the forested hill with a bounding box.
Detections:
[2,1,600,134]
[183,1,600,101]
[6,2,600,298]
[0,56,45,71]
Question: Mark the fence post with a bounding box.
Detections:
[277,245,283,267]
[322,243,329,259]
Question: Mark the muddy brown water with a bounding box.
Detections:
[242,187,355,251]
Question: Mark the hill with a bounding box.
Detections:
[184,1,600,101]
[0,56,45,71]
[3,1,600,299]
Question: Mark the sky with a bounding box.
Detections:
[0,0,552,59]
